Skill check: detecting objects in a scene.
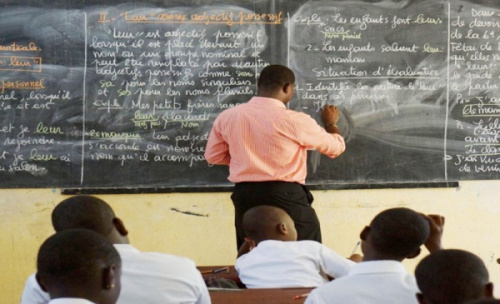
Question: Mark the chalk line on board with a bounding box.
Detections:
[81,11,88,186]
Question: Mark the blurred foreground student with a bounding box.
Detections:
[415,249,494,304]
[37,229,121,304]
[21,195,210,304]
[305,208,444,304]
[235,205,356,288]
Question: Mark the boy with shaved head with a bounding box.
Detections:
[36,229,121,304]
[22,195,210,304]
[235,205,356,288]
[415,249,494,304]
[305,207,444,304]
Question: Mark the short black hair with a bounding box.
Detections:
[415,249,490,304]
[257,65,295,92]
[37,229,121,289]
[52,195,115,236]
[242,205,290,242]
[369,208,429,258]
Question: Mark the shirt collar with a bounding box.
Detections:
[49,298,96,304]
[113,244,140,254]
[249,96,287,109]
[348,260,408,276]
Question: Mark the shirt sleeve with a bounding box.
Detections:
[304,289,327,304]
[318,244,355,279]
[194,270,212,304]
[234,255,245,279]
[294,113,346,159]
[21,274,50,304]
[204,118,231,165]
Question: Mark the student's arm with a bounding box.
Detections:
[319,244,355,279]
[236,238,255,258]
[194,270,211,304]
[304,289,325,304]
[348,254,363,263]
[422,214,445,253]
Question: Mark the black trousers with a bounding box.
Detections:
[231,181,322,250]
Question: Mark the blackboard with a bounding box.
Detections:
[0,0,499,189]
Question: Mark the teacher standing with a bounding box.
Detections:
[204,65,346,250]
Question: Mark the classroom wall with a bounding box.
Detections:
[1,181,500,303]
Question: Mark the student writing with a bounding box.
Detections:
[305,208,444,304]
[235,205,356,288]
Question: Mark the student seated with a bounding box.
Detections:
[415,249,494,304]
[37,229,121,304]
[305,208,444,304]
[22,195,211,304]
[235,205,356,288]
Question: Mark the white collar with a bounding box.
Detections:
[348,260,408,276]
[113,243,140,254]
[48,298,96,304]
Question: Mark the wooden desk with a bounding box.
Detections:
[198,266,313,303]
[209,287,313,304]
[198,265,244,287]
[198,266,238,278]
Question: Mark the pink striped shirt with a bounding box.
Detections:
[204,97,345,184]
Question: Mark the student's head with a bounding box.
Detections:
[242,205,297,244]
[52,195,129,244]
[257,65,295,102]
[36,229,122,304]
[360,208,430,261]
[415,249,493,304]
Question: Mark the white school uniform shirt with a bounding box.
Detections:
[304,260,419,304]
[21,244,211,304]
[48,299,95,304]
[21,274,49,304]
[235,240,354,288]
